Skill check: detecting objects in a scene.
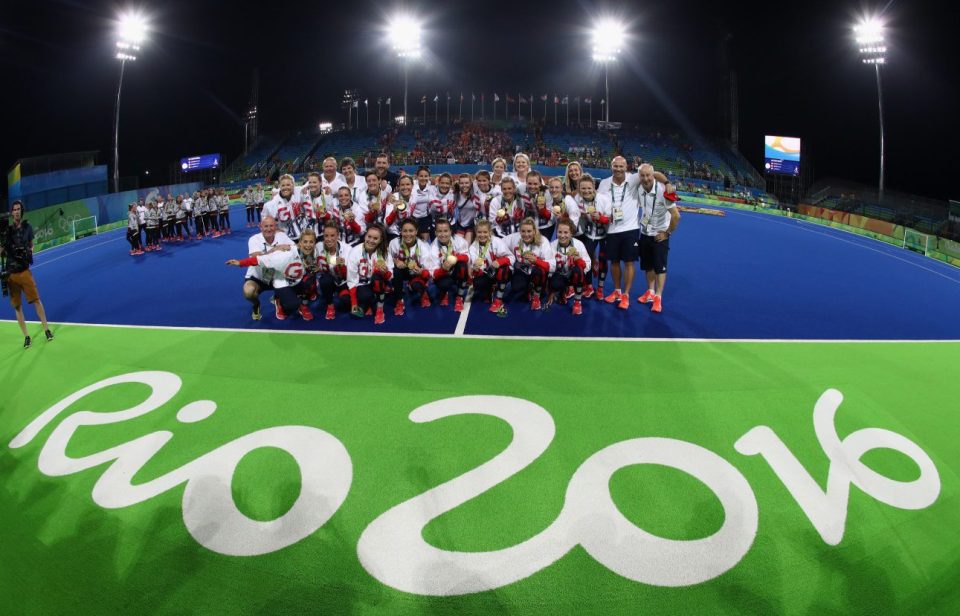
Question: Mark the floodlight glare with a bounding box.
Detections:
[592,19,625,62]
[390,16,422,59]
[852,15,888,200]
[118,12,148,45]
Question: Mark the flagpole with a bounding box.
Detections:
[366,100,370,129]
[554,97,557,126]
[577,98,580,127]
[446,95,450,125]
[378,99,382,127]
[566,97,569,127]
[435,97,438,125]
[529,95,533,123]
[589,100,592,127]
[543,96,547,122]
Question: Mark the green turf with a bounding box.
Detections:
[1,323,958,614]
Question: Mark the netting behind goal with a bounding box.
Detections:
[72,216,98,241]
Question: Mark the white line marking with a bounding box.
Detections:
[724,209,960,284]
[4,319,958,344]
[454,298,471,336]
[34,227,127,256]
[32,236,125,269]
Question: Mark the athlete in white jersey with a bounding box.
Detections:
[430,218,471,312]
[345,224,394,325]
[570,175,612,300]
[489,177,524,238]
[410,166,436,240]
[388,219,437,315]
[316,220,351,320]
[504,218,555,311]
[261,174,302,241]
[550,219,592,315]
[468,219,515,314]
[429,173,457,225]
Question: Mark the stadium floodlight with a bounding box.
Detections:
[113,11,149,193]
[592,18,626,123]
[854,16,887,201]
[389,15,423,127]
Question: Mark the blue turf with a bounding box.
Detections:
[6,205,960,340]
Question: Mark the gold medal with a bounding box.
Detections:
[407,259,417,269]
[445,254,458,267]
[552,205,562,216]
[497,208,506,218]
[537,194,545,206]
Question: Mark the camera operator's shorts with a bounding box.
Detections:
[8,269,39,309]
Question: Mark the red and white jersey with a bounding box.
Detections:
[411,182,436,218]
[503,233,555,275]
[384,194,416,236]
[430,189,457,222]
[362,190,393,229]
[551,238,592,275]
[468,237,514,272]
[306,173,345,194]
[430,235,470,268]
[346,245,395,289]
[572,193,613,240]
[255,246,316,289]
[245,231,294,284]
[472,186,500,222]
[488,195,525,238]
[388,238,436,272]
[520,190,554,230]
[261,194,302,240]
[336,201,367,246]
[317,240,350,282]
[506,171,529,196]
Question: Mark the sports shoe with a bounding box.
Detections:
[365,307,372,316]
[617,295,630,310]
[564,286,575,300]
[489,298,504,313]
[394,299,405,316]
[251,304,261,321]
[439,293,449,307]
[420,294,431,308]
[45,329,54,342]
[23,336,31,349]
[583,284,595,299]
[652,295,663,313]
[374,307,386,325]
[275,302,287,320]
[454,296,464,312]
[594,286,605,302]
[572,300,583,316]
[604,290,621,303]
[531,295,542,311]
[325,305,336,320]
[298,304,314,321]
[637,290,656,304]
[351,305,364,318]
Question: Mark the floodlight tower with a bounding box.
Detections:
[592,19,625,123]
[113,12,147,192]
[390,16,422,127]
[855,17,887,201]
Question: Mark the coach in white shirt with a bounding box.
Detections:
[635,164,680,314]
[597,156,642,310]
[241,216,293,321]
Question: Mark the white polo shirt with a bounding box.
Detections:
[597,173,641,234]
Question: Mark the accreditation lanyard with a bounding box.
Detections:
[402,240,419,262]
[610,180,626,221]
[640,181,659,227]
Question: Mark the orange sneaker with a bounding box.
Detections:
[572,299,583,315]
[617,295,630,310]
[531,295,542,311]
[439,293,449,307]
[454,296,464,312]
[374,307,386,325]
[489,298,504,313]
[298,305,314,321]
[394,299,405,316]
[583,284,595,298]
[275,303,287,320]
[604,289,621,303]
[637,290,656,304]
[652,295,663,313]
[420,294,431,308]
[325,305,336,320]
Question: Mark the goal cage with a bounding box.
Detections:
[72,216,98,241]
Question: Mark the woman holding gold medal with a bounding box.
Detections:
[504,217,555,311]
[430,218,470,312]
[430,173,457,227]
[550,219,592,315]
[388,219,436,316]
[346,223,393,325]
[317,221,351,320]
[380,174,415,244]
[489,177,524,238]
[468,219,514,313]
[547,176,579,228]
[453,173,479,243]
[335,182,366,247]
[522,170,555,237]
[571,175,612,299]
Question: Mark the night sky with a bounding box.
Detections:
[2,0,956,200]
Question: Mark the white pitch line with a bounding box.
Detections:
[32,236,125,269]
[3,319,958,344]
[454,297,472,336]
[724,208,960,285]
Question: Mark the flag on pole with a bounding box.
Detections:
[386,97,391,104]
[494,93,500,102]
[585,97,592,104]
[460,93,464,102]
[554,95,560,104]
[433,94,439,102]
[540,94,548,101]
[378,97,382,104]
[421,96,427,103]
[519,96,527,104]
[600,99,606,105]
[352,101,359,108]
[562,96,568,104]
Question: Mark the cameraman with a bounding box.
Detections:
[2,200,53,348]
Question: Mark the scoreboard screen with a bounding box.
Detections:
[180,153,221,172]
[763,136,800,175]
